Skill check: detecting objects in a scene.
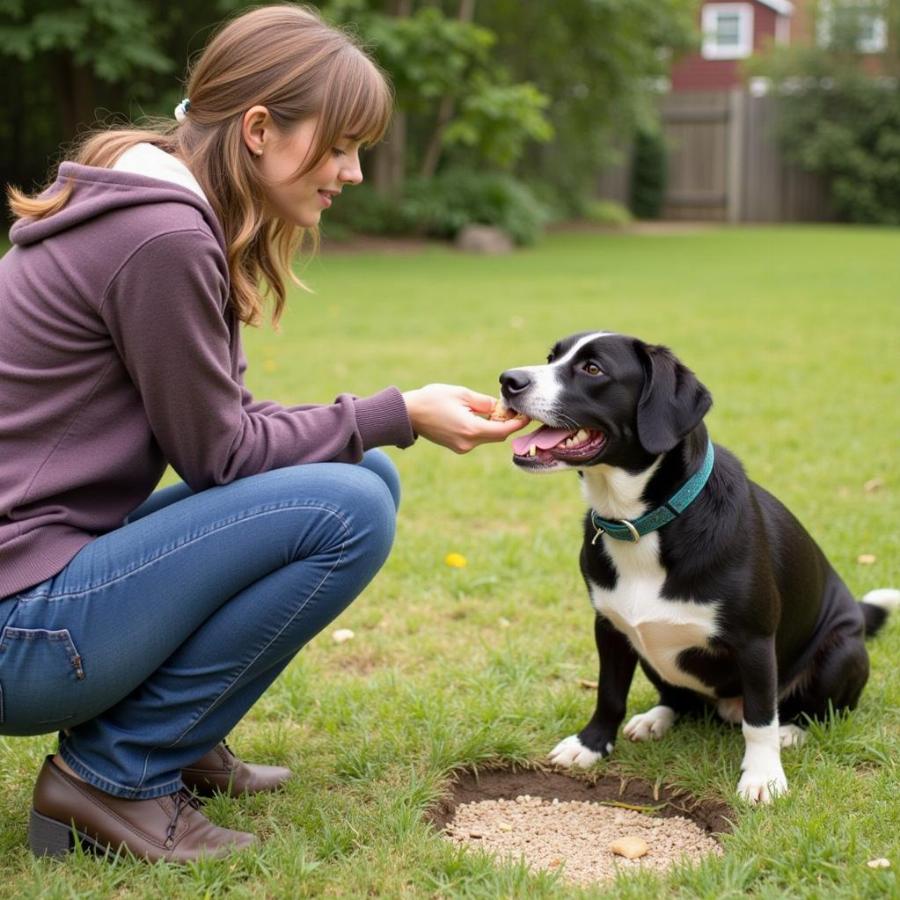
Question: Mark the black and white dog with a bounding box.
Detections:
[499,331,897,804]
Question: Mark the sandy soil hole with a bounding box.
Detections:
[429,768,731,888]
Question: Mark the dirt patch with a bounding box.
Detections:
[428,768,732,888]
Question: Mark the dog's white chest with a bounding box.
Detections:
[586,535,719,696]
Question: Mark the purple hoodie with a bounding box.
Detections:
[0,148,415,599]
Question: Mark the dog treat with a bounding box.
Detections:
[489,398,515,421]
[489,397,527,422]
[609,836,649,859]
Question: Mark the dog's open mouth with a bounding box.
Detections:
[511,425,606,466]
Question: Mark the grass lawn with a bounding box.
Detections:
[1,224,897,897]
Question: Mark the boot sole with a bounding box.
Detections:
[28,808,110,858]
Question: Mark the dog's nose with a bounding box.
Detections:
[500,369,532,396]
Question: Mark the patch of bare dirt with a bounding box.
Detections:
[428,768,731,888]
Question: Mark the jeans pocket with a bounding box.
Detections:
[0,627,86,733]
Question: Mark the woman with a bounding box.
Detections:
[0,3,527,862]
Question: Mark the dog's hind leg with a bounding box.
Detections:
[780,630,870,726]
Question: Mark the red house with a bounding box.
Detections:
[670,0,890,91]
[671,0,794,91]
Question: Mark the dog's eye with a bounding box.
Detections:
[581,361,603,376]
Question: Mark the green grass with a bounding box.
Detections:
[1,225,898,897]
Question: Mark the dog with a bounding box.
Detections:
[499,331,897,803]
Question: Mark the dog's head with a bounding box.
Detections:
[499,331,712,473]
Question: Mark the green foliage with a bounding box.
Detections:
[443,78,553,170]
[323,1,552,173]
[0,0,172,80]
[629,128,668,220]
[323,183,416,238]
[401,169,549,245]
[328,169,550,245]
[583,199,633,227]
[476,0,697,215]
[750,1,900,225]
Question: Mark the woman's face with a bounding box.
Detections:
[243,108,364,227]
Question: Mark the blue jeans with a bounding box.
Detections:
[0,451,399,799]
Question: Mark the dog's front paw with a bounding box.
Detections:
[736,761,788,804]
[548,734,611,769]
[623,705,676,742]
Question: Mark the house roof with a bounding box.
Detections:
[756,0,794,15]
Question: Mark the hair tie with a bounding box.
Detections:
[174,98,191,123]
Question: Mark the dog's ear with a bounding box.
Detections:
[634,341,712,455]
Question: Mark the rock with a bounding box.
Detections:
[610,836,649,860]
[332,628,354,643]
[455,224,514,254]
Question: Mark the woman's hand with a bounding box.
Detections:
[402,384,531,454]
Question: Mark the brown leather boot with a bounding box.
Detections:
[181,742,293,797]
[29,756,256,862]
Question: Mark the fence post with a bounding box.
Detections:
[726,88,746,223]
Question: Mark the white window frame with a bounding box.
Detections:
[702,3,755,60]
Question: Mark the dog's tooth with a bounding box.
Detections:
[529,445,537,457]
[576,429,588,443]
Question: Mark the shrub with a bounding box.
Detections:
[773,73,900,225]
[324,183,416,237]
[583,199,633,227]
[401,169,549,245]
[629,127,668,219]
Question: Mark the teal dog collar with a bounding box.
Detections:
[590,438,715,544]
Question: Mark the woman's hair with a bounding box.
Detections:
[6,3,392,327]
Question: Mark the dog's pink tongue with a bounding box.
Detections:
[511,426,572,456]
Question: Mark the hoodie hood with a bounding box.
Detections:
[9,147,224,250]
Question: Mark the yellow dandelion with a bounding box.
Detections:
[444,552,467,569]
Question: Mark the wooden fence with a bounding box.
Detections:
[600,89,833,223]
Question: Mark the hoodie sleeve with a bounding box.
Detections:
[101,227,415,491]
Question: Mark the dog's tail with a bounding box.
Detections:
[860,589,900,639]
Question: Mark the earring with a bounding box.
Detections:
[255,149,263,157]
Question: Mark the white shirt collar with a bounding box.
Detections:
[113,142,210,204]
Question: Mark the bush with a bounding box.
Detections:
[329,169,550,245]
[583,199,633,227]
[629,127,668,219]
[749,28,900,226]
[774,74,900,225]
[324,183,416,237]
[401,169,549,245]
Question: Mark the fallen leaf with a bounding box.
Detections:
[867,858,890,869]
[863,478,884,493]
[578,678,599,690]
[332,628,354,643]
[857,554,876,565]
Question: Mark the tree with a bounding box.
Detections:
[322,0,552,194]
